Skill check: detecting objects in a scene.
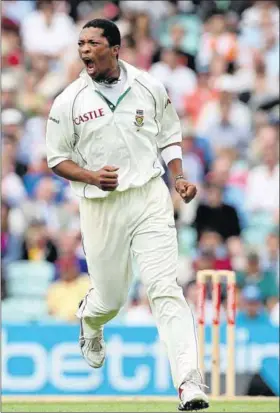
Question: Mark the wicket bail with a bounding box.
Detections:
[197,270,236,397]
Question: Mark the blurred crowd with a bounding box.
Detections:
[1,0,279,327]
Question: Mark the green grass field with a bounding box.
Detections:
[2,400,280,412]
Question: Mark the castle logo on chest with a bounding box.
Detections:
[74,108,105,125]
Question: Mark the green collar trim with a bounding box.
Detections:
[95,87,132,112]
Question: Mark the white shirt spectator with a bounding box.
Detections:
[2,170,27,207]
[196,75,252,138]
[2,0,35,24]
[245,164,279,213]
[21,9,77,57]
[196,98,251,138]
[205,122,250,156]
[149,62,197,115]
[240,3,279,34]
[18,116,47,164]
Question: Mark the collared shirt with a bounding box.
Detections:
[46,60,181,199]
[245,164,279,213]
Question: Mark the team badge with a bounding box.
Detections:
[134,109,144,128]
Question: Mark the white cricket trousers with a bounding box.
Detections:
[76,176,199,388]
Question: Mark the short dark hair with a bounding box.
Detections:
[82,19,121,47]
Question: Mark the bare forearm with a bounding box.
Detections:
[52,160,119,191]
[161,144,197,203]
[168,158,184,180]
[52,160,95,185]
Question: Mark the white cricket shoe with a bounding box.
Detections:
[79,321,106,368]
[178,374,209,411]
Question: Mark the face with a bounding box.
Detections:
[244,301,261,318]
[210,15,226,35]
[247,258,259,274]
[199,231,222,250]
[211,156,231,186]
[59,260,79,282]
[78,27,119,81]
[207,185,223,207]
[258,125,277,149]
[196,255,215,271]
[26,225,46,247]
[35,178,56,202]
[161,49,177,69]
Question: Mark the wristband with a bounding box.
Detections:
[161,145,182,166]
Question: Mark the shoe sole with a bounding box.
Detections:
[178,399,209,411]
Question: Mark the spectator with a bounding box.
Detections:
[131,13,156,70]
[1,16,23,69]
[2,71,19,110]
[245,132,279,216]
[21,0,77,60]
[236,252,278,307]
[206,153,248,228]
[249,123,278,165]
[196,13,238,68]
[237,284,270,324]
[20,219,58,263]
[193,230,232,272]
[2,0,35,25]
[2,107,24,141]
[118,34,137,67]
[55,229,87,277]
[1,199,22,267]
[183,65,218,126]
[2,157,27,208]
[260,231,279,277]
[2,134,28,178]
[18,177,73,236]
[149,48,197,115]
[193,183,241,241]
[47,256,89,322]
[156,8,201,57]
[248,54,279,110]
[23,152,68,202]
[196,75,252,155]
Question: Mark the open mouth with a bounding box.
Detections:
[83,58,96,75]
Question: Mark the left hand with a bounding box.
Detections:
[175,179,197,203]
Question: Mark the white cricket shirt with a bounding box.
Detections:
[46,60,182,198]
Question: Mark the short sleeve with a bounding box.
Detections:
[46,97,72,168]
[156,82,182,149]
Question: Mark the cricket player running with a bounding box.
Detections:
[46,19,209,411]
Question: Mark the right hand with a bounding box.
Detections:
[91,166,119,191]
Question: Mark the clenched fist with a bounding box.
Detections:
[175,178,197,203]
[92,165,119,191]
